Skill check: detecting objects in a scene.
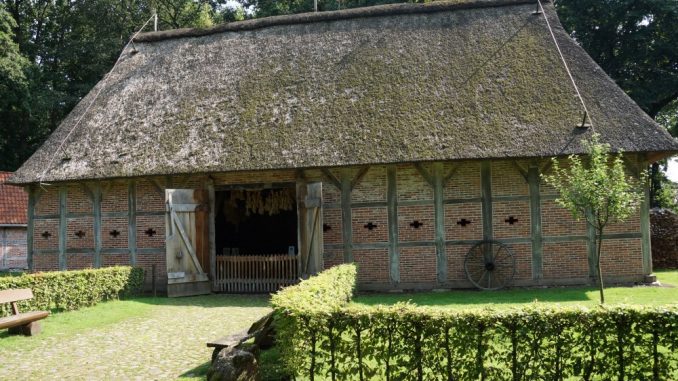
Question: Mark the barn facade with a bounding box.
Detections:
[10,0,678,295]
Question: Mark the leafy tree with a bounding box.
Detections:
[543,134,645,303]
[0,4,34,170]
[555,0,678,208]
[152,0,216,29]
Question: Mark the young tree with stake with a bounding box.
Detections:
[543,134,645,304]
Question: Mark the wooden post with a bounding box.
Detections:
[341,173,353,263]
[152,264,157,297]
[208,179,217,288]
[432,163,446,285]
[93,183,102,268]
[296,178,307,276]
[639,158,652,275]
[128,181,137,266]
[528,165,543,280]
[58,186,67,270]
[1,227,6,269]
[480,162,493,241]
[387,166,400,285]
[26,186,36,271]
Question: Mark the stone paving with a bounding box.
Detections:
[0,296,271,380]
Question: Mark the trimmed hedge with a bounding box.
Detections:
[273,264,678,380]
[0,266,144,317]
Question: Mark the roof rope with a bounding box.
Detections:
[536,0,594,132]
[38,14,157,185]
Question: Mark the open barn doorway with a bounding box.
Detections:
[214,185,299,293]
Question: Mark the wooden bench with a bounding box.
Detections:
[206,330,252,363]
[0,289,49,336]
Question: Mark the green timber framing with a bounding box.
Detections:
[24,154,652,291]
[315,155,651,290]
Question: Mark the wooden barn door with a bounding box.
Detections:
[165,189,211,297]
[299,182,323,276]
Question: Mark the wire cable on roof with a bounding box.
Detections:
[38,13,157,185]
[536,0,594,132]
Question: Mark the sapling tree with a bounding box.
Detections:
[543,134,645,304]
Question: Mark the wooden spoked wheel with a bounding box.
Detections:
[464,240,516,290]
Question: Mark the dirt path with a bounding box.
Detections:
[0,297,271,380]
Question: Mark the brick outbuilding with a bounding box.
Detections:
[9,0,678,295]
[0,172,28,270]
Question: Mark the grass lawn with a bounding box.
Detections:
[352,269,678,310]
[0,294,270,380]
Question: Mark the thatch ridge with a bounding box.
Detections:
[10,1,678,185]
[135,0,537,43]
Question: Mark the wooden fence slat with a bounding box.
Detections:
[215,254,298,293]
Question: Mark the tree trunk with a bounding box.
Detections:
[596,228,605,304]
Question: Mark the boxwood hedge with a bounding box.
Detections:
[0,266,144,316]
[272,264,678,380]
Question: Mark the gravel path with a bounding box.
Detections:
[0,296,271,380]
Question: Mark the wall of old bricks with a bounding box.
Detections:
[320,160,645,290]
[1,227,27,270]
[27,159,646,292]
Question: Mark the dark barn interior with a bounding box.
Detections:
[215,188,298,256]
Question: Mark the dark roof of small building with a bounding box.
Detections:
[0,172,28,225]
[10,0,678,184]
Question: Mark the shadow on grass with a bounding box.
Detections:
[128,293,271,308]
[354,286,596,307]
[178,361,211,380]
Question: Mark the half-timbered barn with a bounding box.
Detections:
[9,0,678,295]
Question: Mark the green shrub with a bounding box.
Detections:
[0,266,144,316]
[273,264,678,380]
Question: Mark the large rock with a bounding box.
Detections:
[207,347,261,381]
[651,209,678,270]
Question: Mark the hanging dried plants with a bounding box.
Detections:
[223,188,295,218]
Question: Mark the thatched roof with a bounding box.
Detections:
[11,0,678,184]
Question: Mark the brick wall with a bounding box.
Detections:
[31,181,168,290]
[27,158,647,291]
[322,159,646,290]
[1,227,27,270]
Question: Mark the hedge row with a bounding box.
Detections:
[0,266,144,316]
[273,265,678,381]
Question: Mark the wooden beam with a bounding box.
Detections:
[442,163,461,186]
[58,186,67,270]
[387,166,400,285]
[80,183,94,201]
[150,177,166,195]
[350,166,370,191]
[414,163,434,187]
[295,169,307,182]
[480,162,493,241]
[638,157,652,275]
[433,163,446,285]
[93,182,102,268]
[512,161,529,183]
[321,169,341,190]
[26,186,36,271]
[340,173,353,263]
[128,181,137,266]
[528,166,543,280]
[207,179,217,289]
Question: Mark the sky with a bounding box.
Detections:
[667,157,678,183]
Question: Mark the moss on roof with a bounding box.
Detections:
[11,0,678,184]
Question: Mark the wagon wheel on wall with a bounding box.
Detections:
[464,240,516,290]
